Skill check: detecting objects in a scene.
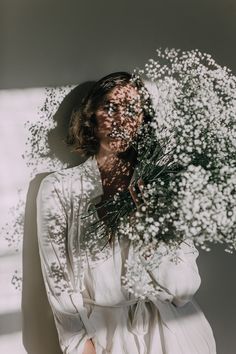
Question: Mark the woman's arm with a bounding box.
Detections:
[36,173,93,353]
[82,339,96,354]
[146,239,201,307]
[129,180,201,307]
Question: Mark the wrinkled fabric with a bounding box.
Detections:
[36,155,217,353]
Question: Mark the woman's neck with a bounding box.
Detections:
[95,147,137,195]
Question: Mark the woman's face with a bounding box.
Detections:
[95,84,144,155]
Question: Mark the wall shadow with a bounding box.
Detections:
[21,82,94,354]
[22,173,62,354]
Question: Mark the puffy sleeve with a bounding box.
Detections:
[146,239,201,307]
[36,173,93,354]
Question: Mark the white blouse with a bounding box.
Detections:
[36,155,217,354]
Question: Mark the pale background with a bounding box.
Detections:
[0,0,236,353]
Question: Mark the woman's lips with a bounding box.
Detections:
[107,130,130,140]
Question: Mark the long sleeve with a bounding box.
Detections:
[36,173,93,354]
[145,239,201,307]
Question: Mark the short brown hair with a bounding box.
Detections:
[66,72,154,157]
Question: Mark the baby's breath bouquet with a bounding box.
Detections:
[89,48,236,297]
[134,48,236,246]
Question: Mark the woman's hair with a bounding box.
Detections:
[66,71,154,157]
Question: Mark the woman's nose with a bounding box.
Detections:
[115,108,127,124]
[119,114,127,125]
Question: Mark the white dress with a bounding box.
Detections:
[36,155,217,354]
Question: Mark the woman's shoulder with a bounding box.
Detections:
[38,156,101,207]
[37,158,93,203]
[40,158,91,187]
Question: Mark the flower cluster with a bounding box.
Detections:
[94,48,236,296]
[143,48,236,171]
[173,165,236,252]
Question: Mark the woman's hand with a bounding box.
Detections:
[82,339,96,354]
[128,177,147,209]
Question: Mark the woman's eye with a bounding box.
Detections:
[125,104,141,118]
[102,101,142,118]
[104,103,117,115]
[125,106,135,117]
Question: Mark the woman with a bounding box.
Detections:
[36,72,217,353]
